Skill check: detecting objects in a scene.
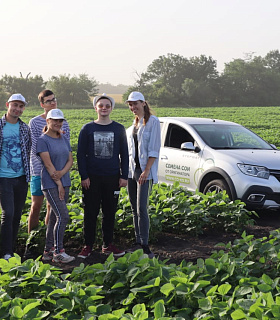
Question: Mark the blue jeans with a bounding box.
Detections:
[127,168,153,246]
[0,176,28,255]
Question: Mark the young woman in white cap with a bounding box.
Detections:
[126,92,161,258]
[37,108,75,264]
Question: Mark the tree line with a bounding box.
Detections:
[0,73,98,107]
[1,49,280,108]
[124,50,280,107]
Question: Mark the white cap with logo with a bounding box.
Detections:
[8,93,28,106]
[125,91,145,103]
[46,108,65,120]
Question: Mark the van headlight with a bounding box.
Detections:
[237,164,269,179]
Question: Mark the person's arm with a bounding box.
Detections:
[139,157,156,185]
[62,120,71,141]
[29,118,42,161]
[77,125,89,181]
[77,125,91,189]
[119,125,129,188]
[52,152,73,181]
[139,117,161,185]
[39,151,65,200]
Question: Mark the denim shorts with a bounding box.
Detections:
[30,176,43,196]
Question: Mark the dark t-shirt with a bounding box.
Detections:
[77,121,129,180]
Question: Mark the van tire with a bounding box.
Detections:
[203,179,232,199]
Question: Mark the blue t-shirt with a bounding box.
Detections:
[37,134,72,190]
[0,122,25,178]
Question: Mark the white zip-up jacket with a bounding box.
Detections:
[127,115,161,183]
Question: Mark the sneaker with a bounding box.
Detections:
[77,245,92,258]
[42,247,55,261]
[102,244,125,257]
[142,245,155,259]
[3,254,13,261]
[126,242,142,253]
[52,249,75,263]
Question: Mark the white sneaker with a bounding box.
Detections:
[42,247,55,261]
[3,254,12,260]
[52,250,75,263]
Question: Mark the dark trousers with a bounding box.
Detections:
[83,174,120,247]
[0,176,28,255]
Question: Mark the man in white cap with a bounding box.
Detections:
[0,93,31,260]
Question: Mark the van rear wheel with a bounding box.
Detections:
[203,179,232,199]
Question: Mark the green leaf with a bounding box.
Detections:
[132,303,146,314]
[271,304,280,318]
[56,298,72,310]
[10,306,24,318]
[198,298,211,311]
[231,309,247,319]
[257,284,272,293]
[218,283,232,296]
[160,283,175,296]
[154,300,165,318]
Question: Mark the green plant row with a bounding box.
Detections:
[19,176,256,255]
[1,228,280,320]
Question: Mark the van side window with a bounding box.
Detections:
[165,124,194,149]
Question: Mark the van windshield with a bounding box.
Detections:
[191,124,274,150]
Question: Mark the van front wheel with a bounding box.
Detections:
[203,179,232,199]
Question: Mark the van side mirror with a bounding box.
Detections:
[181,142,200,153]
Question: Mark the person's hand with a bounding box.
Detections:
[52,170,63,181]
[119,178,127,188]
[58,184,65,200]
[81,178,90,190]
[138,169,150,185]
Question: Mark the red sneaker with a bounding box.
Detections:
[102,244,125,257]
[77,245,92,258]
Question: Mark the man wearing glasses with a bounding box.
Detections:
[24,89,70,259]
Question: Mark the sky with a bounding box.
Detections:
[1,0,280,86]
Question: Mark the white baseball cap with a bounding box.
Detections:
[46,108,65,120]
[93,93,115,109]
[8,93,28,106]
[126,91,145,102]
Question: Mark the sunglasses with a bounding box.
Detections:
[97,104,111,109]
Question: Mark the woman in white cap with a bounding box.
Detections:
[36,108,75,264]
[126,92,161,258]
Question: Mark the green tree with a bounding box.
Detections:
[47,73,98,105]
[0,73,45,105]
[0,85,9,109]
[220,54,280,106]
[264,49,280,72]
[124,53,219,107]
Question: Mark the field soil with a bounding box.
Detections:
[44,210,280,272]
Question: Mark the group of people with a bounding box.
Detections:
[0,90,161,263]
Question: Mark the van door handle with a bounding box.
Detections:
[160,155,168,160]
